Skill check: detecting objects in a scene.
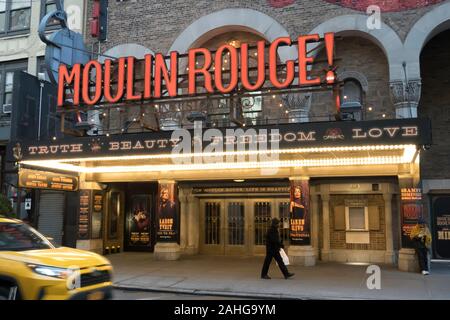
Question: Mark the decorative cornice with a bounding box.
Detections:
[389,79,421,107]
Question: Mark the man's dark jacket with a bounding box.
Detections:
[266,226,284,254]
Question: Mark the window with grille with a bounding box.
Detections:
[227,202,244,245]
[0,60,28,116]
[205,202,221,245]
[340,79,363,121]
[40,0,60,28]
[254,202,271,245]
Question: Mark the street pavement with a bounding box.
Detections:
[108,252,450,300]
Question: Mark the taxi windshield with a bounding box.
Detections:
[0,222,54,251]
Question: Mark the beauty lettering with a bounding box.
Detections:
[57,33,335,106]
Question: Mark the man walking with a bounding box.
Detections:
[261,218,295,279]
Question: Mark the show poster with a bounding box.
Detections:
[78,190,91,239]
[91,191,103,239]
[126,195,152,249]
[433,196,450,259]
[156,182,179,242]
[289,179,311,245]
[400,188,423,248]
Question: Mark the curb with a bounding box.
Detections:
[112,284,371,300]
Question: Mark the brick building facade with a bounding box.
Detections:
[77,0,450,266]
[16,0,450,271]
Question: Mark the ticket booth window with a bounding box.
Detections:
[346,206,368,231]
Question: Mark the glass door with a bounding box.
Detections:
[200,197,290,256]
[251,199,273,255]
[200,200,224,254]
[224,200,248,255]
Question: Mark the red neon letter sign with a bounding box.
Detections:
[104,58,125,103]
[214,44,238,93]
[241,40,265,91]
[298,34,321,86]
[143,54,153,99]
[57,64,81,106]
[126,57,142,101]
[82,60,103,105]
[188,48,213,94]
[154,52,178,98]
[269,37,294,88]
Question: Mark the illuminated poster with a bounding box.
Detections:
[289,180,310,245]
[91,191,103,239]
[432,196,450,259]
[157,182,179,242]
[126,195,152,249]
[19,168,78,191]
[400,188,423,248]
[78,190,91,239]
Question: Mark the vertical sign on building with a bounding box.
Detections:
[78,190,91,239]
[289,178,311,245]
[91,191,103,239]
[156,181,179,242]
[400,187,423,248]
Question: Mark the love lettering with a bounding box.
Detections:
[57,33,335,106]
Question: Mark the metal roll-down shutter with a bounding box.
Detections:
[38,191,65,246]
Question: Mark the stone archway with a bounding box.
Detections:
[168,8,296,62]
[404,1,450,80]
[309,14,404,82]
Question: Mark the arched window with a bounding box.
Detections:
[341,79,363,121]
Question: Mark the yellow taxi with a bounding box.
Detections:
[0,216,113,300]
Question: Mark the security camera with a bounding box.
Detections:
[422,145,431,151]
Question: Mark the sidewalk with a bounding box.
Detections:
[109,252,450,300]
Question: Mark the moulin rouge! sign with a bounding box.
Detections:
[57,33,336,107]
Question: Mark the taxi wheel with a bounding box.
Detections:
[0,286,10,300]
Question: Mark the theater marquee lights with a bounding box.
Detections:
[21,144,418,174]
[57,33,336,106]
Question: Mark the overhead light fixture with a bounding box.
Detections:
[22,152,417,174]
[20,145,415,163]
[233,179,245,182]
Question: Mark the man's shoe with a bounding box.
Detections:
[422,270,430,275]
[284,273,295,279]
[261,275,271,279]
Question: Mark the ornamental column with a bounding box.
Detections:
[154,180,181,260]
[311,194,320,258]
[383,192,395,264]
[186,194,200,255]
[321,192,331,261]
[287,177,316,266]
[389,79,421,119]
[397,175,423,272]
[179,189,188,252]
